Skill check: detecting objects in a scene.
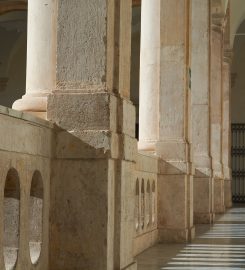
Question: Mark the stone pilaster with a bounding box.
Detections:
[211,19,225,214]
[139,0,194,242]
[222,49,233,208]
[191,0,214,224]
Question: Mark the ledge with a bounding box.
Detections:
[0,105,53,129]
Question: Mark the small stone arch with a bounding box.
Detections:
[135,179,140,231]
[3,168,20,270]
[152,181,156,224]
[140,179,145,229]
[146,180,150,226]
[29,170,44,265]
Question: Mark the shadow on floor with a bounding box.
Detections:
[137,205,245,269]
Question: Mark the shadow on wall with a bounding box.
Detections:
[231,19,245,123]
[0,10,27,108]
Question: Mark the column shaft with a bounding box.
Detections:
[223,53,232,208]
[12,0,56,118]
[211,23,225,213]
[138,0,160,151]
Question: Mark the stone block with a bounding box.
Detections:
[55,129,120,159]
[49,158,115,270]
[136,152,158,173]
[158,174,194,241]
[158,227,195,243]
[214,177,225,214]
[48,92,117,133]
[121,135,137,162]
[115,160,135,269]
[0,113,53,158]
[193,176,214,224]
[133,229,158,256]
[224,179,232,208]
[119,99,136,138]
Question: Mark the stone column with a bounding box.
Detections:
[210,21,225,214]
[139,0,195,242]
[138,0,160,151]
[191,0,215,224]
[12,0,56,119]
[223,50,233,208]
[46,1,137,270]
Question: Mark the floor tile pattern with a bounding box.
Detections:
[137,206,245,269]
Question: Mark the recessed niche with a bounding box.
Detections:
[135,179,140,231]
[146,180,150,226]
[29,171,43,265]
[3,168,20,270]
[152,181,156,224]
[141,179,145,230]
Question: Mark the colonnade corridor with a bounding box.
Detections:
[137,206,245,269]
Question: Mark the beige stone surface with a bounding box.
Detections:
[211,27,223,179]
[158,173,194,242]
[49,158,115,270]
[0,108,52,270]
[1,0,235,269]
[214,178,225,214]
[193,176,215,224]
[133,229,158,256]
[224,179,233,208]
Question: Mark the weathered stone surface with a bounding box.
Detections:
[0,109,52,270]
[49,158,115,270]
[193,176,215,224]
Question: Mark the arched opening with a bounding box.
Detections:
[29,170,43,264]
[152,181,156,225]
[3,168,20,270]
[231,19,245,203]
[146,180,150,227]
[0,9,27,108]
[135,179,140,231]
[140,179,145,230]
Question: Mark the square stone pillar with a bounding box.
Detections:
[46,1,137,269]
[191,0,214,224]
[211,20,225,214]
[139,0,194,242]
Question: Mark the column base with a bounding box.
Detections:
[12,95,47,119]
[158,227,195,243]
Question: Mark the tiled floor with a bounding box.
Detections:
[137,206,245,269]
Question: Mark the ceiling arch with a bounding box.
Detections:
[0,1,27,16]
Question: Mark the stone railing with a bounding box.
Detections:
[0,106,53,270]
[133,152,158,256]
